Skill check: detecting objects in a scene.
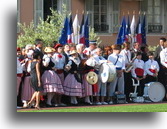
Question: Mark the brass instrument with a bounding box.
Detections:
[124,55,137,73]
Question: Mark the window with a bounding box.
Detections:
[43,0,71,21]
[85,0,119,34]
[34,0,44,27]
[17,0,20,33]
[141,0,166,33]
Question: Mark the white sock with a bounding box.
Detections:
[85,96,91,103]
[71,96,75,104]
[47,93,54,105]
[74,96,78,104]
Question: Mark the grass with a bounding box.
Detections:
[17,103,167,112]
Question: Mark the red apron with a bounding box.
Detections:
[135,68,144,77]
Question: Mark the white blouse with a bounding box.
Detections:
[52,53,66,69]
[120,49,131,65]
[131,59,146,78]
[17,57,23,74]
[144,59,159,76]
[160,48,167,68]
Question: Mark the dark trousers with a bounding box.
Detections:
[124,72,133,101]
[145,75,157,84]
[162,67,167,99]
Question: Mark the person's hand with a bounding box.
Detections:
[52,67,57,71]
[38,81,41,87]
[136,77,140,80]
[107,60,111,63]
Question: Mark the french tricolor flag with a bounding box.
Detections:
[79,13,85,44]
[136,16,142,45]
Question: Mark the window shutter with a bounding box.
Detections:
[112,0,119,33]
[34,0,44,27]
[17,0,20,33]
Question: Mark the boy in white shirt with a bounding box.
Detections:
[144,52,159,83]
[107,45,125,104]
[131,52,146,96]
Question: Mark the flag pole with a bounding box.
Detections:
[76,10,79,45]
[131,10,136,49]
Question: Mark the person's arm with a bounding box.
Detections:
[36,62,41,87]
[144,62,153,76]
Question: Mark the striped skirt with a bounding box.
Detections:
[21,76,35,101]
[82,74,93,97]
[42,70,64,94]
[57,73,64,84]
[63,73,83,97]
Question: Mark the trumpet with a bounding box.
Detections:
[124,55,137,73]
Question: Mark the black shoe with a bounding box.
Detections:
[84,102,93,105]
[46,104,53,107]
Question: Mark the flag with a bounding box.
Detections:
[69,13,74,43]
[141,14,146,44]
[67,19,72,43]
[84,14,89,47]
[79,13,85,44]
[73,14,80,44]
[69,14,73,32]
[116,16,126,45]
[136,15,142,45]
[59,17,69,45]
[125,15,131,42]
[130,14,136,44]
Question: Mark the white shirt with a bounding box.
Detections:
[17,57,23,74]
[160,48,167,68]
[120,49,131,65]
[108,53,125,70]
[144,59,159,76]
[83,48,96,56]
[52,53,66,69]
[42,55,51,67]
[67,57,81,66]
[93,55,107,70]
[131,59,146,78]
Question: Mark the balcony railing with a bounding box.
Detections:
[148,25,163,33]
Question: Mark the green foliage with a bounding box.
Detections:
[148,45,157,52]
[17,8,66,48]
[89,27,102,46]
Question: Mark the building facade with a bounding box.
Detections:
[17,0,167,46]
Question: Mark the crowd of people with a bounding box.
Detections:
[17,38,167,109]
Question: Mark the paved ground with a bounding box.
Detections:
[17,101,167,111]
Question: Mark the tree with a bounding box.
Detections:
[17,8,66,48]
[89,27,102,46]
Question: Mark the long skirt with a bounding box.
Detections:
[17,77,21,96]
[42,70,64,94]
[57,73,64,84]
[21,76,35,101]
[63,73,83,97]
[82,74,92,97]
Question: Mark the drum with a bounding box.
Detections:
[86,57,97,67]
[99,63,116,83]
[86,71,98,85]
[143,82,165,102]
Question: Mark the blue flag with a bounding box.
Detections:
[84,14,89,47]
[141,14,146,44]
[125,15,131,42]
[116,16,126,45]
[59,17,69,45]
